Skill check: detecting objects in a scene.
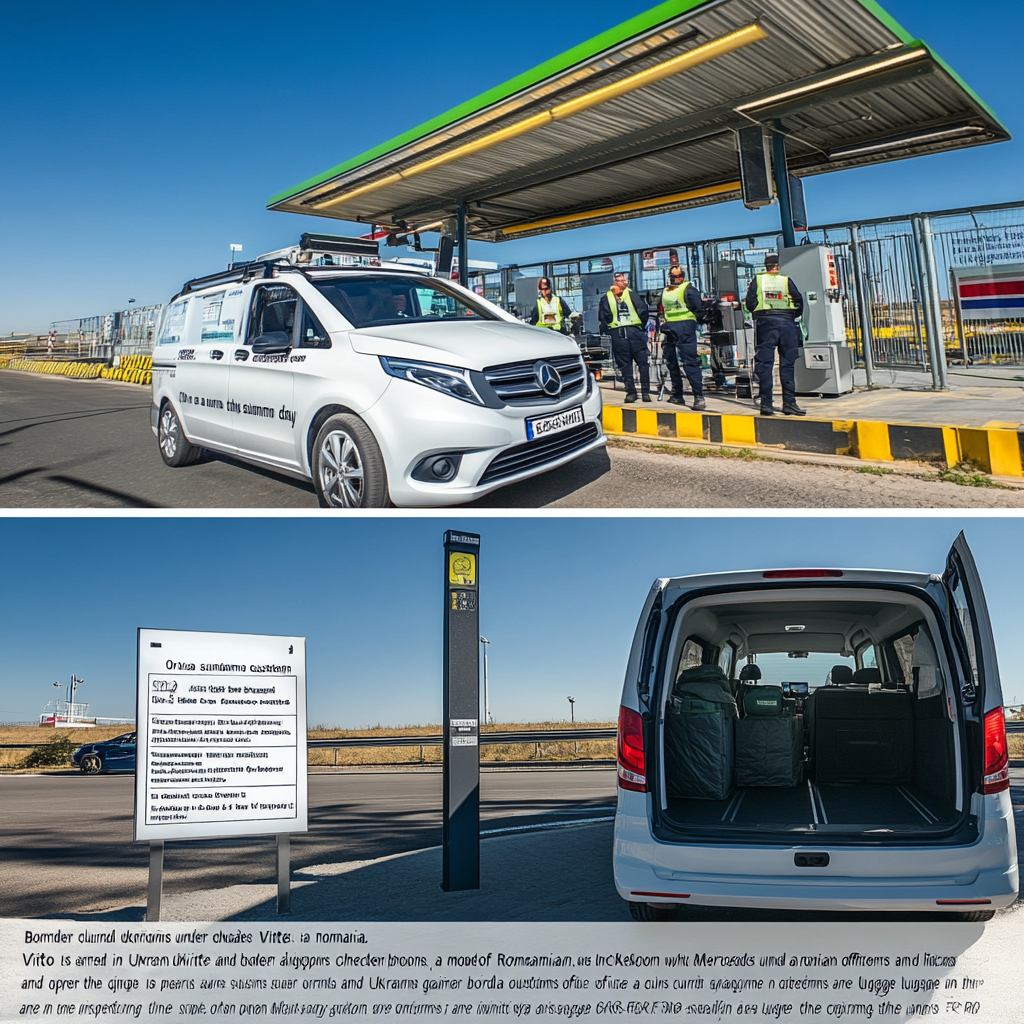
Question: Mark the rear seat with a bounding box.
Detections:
[809,671,913,783]
[734,685,803,788]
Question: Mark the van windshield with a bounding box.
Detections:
[746,652,856,690]
[313,275,500,328]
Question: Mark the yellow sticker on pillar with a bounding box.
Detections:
[449,552,476,586]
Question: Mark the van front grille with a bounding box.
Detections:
[478,422,599,485]
[483,354,585,406]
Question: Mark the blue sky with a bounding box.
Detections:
[1,0,1022,334]
[0,517,1020,726]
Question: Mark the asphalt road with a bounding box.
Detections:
[4,372,1023,508]
[0,768,616,918]
[4,767,1021,924]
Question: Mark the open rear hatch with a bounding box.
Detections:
[651,585,973,845]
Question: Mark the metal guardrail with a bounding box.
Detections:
[0,728,617,752]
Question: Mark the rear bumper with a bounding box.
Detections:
[613,792,1019,912]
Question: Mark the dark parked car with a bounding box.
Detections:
[72,732,136,774]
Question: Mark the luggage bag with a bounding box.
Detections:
[664,665,737,801]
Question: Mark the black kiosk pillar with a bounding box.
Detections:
[442,530,481,891]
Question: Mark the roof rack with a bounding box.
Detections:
[176,260,285,300]
[173,235,401,301]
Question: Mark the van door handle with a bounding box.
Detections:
[210,350,224,360]
[234,349,249,362]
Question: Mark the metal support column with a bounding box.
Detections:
[457,202,468,289]
[500,267,514,311]
[147,842,164,923]
[849,224,875,387]
[442,530,481,892]
[921,215,949,388]
[630,251,645,293]
[772,125,796,250]
[911,215,943,390]
[277,834,291,914]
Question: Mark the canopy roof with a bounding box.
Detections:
[268,0,1008,242]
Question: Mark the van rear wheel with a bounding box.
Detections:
[158,403,201,467]
[312,414,389,509]
[628,901,675,921]
[957,910,995,922]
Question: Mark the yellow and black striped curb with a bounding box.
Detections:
[602,406,1024,478]
[0,355,152,386]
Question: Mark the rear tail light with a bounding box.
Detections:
[763,569,843,579]
[617,705,646,792]
[982,707,1009,794]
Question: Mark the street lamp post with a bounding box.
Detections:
[479,637,491,724]
[52,681,61,725]
[567,696,577,757]
[69,675,83,725]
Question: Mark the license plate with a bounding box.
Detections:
[526,405,584,441]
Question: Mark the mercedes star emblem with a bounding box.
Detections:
[534,361,562,396]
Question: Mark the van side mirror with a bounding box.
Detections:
[252,331,291,354]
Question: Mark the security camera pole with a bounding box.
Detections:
[442,530,481,891]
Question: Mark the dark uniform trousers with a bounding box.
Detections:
[661,320,702,398]
[611,326,650,396]
[754,315,801,407]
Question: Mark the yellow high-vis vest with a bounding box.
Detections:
[661,282,697,322]
[536,295,563,330]
[607,288,641,328]
[754,272,796,312]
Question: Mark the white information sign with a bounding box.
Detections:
[135,628,307,842]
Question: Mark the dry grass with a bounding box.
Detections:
[0,725,130,769]
[2,722,616,771]
[1007,733,1024,760]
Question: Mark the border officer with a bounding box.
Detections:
[528,277,573,333]
[599,271,650,403]
[745,253,806,415]
[659,264,706,411]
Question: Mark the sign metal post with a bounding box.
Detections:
[442,530,481,891]
[277,834,291,914]
[147,842,164,922]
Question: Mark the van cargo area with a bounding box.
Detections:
[657,589,966,842]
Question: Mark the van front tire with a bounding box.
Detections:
[313,414,389,509]
[158,403,201,467]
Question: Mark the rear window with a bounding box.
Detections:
[314,275,500,328]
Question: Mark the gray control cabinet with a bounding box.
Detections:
[780,244,854,395]
[794,343,854,395]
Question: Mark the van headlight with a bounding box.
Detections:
[379,357,485,406]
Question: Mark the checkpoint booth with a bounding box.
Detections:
[267,0,1007,393]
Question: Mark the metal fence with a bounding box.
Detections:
[50,304,162,361]
[471,200,1024,374]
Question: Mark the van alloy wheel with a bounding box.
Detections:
[318,429,365,507]
[158,408,179,460]
[158,404,200,467]
[312,413,389,509]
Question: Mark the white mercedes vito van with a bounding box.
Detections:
[150,235,604,507]
[614,533,1017,920]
